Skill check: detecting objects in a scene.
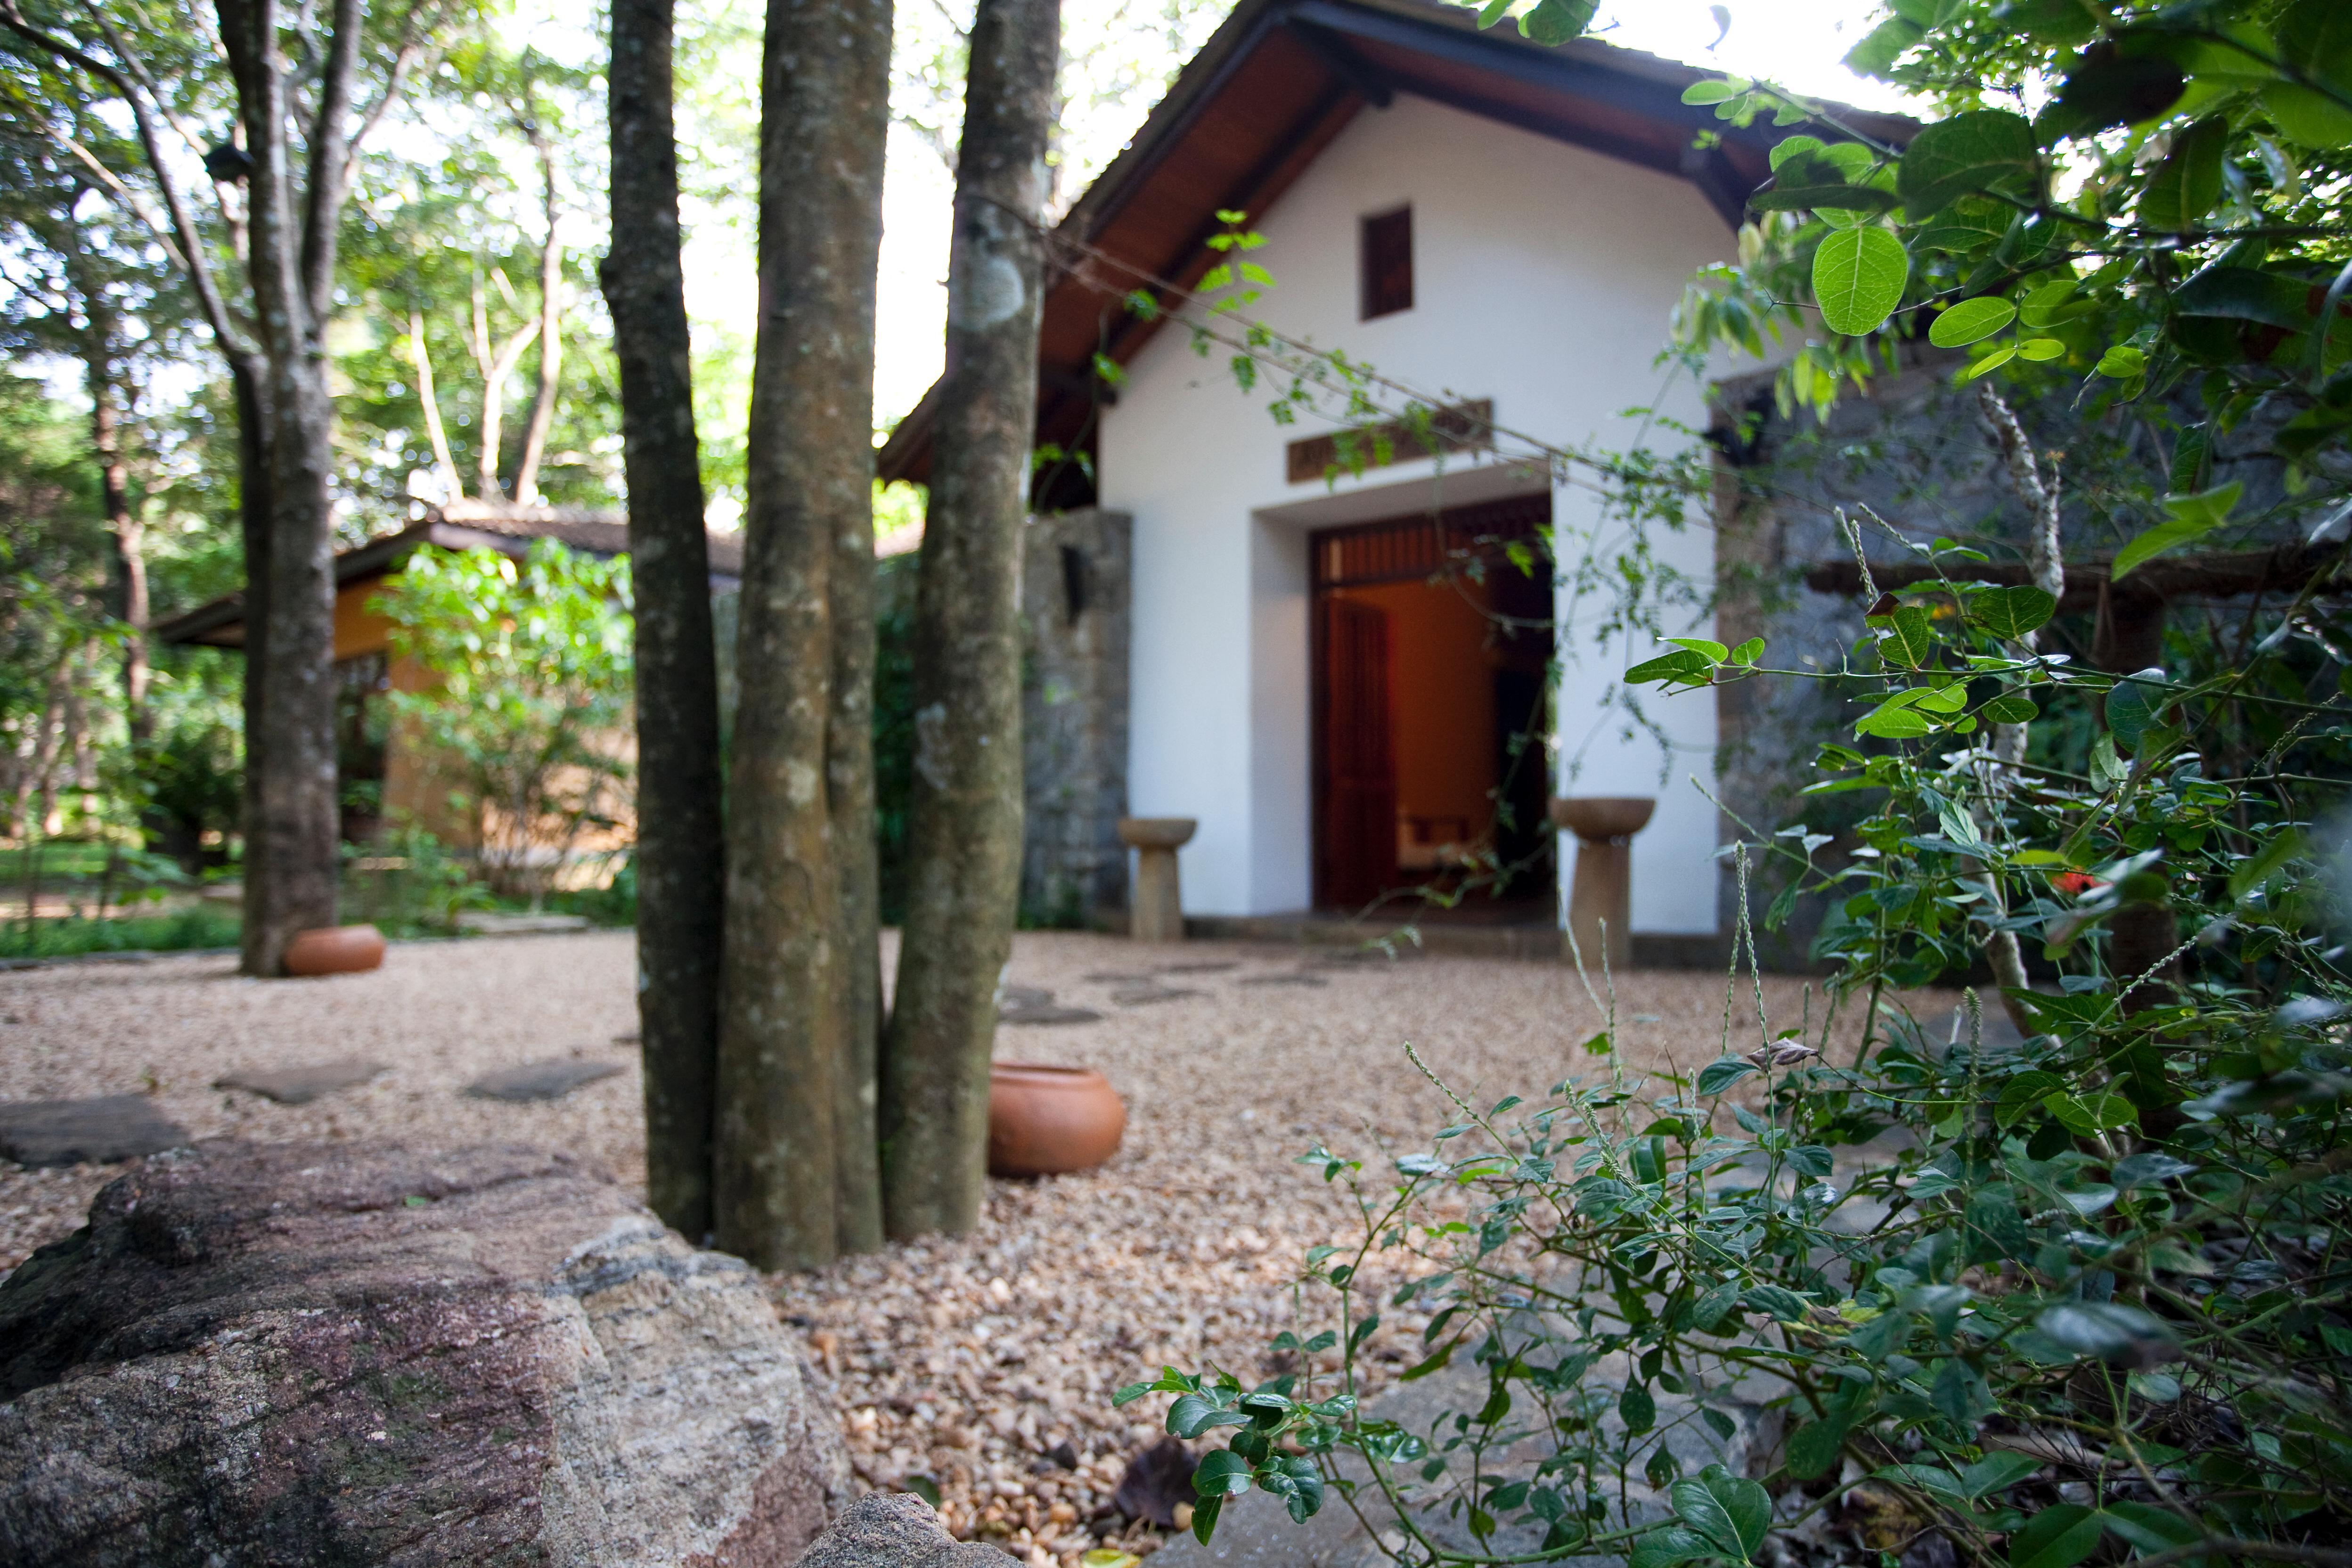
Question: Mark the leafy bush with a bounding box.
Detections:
[0,903,240,959]
[371,540,634,901]
[1125,2,2352,1565]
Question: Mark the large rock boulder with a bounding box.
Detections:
[0,1141,850,1567]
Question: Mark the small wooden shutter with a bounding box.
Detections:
[1360,207,1413,320]
[1315,597,1397,908]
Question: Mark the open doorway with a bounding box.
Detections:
[1310,494,1554,913]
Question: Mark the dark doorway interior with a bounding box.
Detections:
[1310,493,1555,913]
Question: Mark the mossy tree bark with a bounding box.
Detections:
[716,0,892,1270]
[603,0,724,1241]
[881,0,1059,1240]
[218,0,351,976]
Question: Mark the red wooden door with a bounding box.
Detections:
[1315,597,1397,908]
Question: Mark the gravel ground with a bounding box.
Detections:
[0,930,1944,1566]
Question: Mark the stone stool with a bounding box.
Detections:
[1549,796,1654,973]
[1117,817,1197,942]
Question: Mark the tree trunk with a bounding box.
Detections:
[831,452,885,1256]
[881,0,1058,1241]
[71,263,148,741]
[231,357,277,972]
[715,0,893,1271]
[602,0,725,1242]
[515,109,564,507]
[220,0,351,976]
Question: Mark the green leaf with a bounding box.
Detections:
[1959,343,2018,381]
[1681,78,1744,105]
[2096,344,2147,378]
[1701,1468,1772,1557]
[1667,1479,1747,1561]
[2113,482,2243,579]
[2009,1504,2102,1568]
[1845,15,1924,79]
[2104,670,2170,753]
[1191,1491,1225,1545]
[2175,266,2316,329]
[1855,697,1935,740]
[2015,337,2066,361]
[1626,649,1716,686]
[1193,1449,1256,1498]
[1785,1417,1848,1479]
[1897,110,2037,217]
[1929,297,2017,347]
[2230,827,2305,901]
[2138,117,2227,230]
[1960,1452,2043,1496]
[1877,604,1937,667]
[1812,226,1910,336]
[1697,1056,1758,1094]
[2264,84,2352,148]
[2099,1500,2205,1555]
[1399,1333,1462,1382]
[2034,1303,2177,1363]
[1753,183,1900,214]
[1519,0,1599,45]
[1620,1383,1657,1433]
[1982,694,2039,724]
[1971,585,2058,639]
[1631,1526,1718,1568]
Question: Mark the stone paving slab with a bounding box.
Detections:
[215,1059,388,1105]
[0,1095,190,1167]
[462,1059,625,1103]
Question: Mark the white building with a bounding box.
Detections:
[880,0,1907,951]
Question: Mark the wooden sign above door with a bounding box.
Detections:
[1284,399,1493,485]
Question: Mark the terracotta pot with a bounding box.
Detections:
[282,924,387,977]
[988,1063,1125,1177]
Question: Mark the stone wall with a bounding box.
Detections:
[1710,342,2297,966]
[1018,508,1133,927]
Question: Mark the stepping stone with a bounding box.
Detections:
[0,1095,190,1168]
[463,1059,626,1103]
[1158,960,1238,974]
[1111,986,1203,1006]
[1083,971,1156,983]
[215,1060,388,1105]
[1237,973,1328,988]
[1001,985,1055,1009]
[457,912,590,936]
[1000,1004,1104,1026]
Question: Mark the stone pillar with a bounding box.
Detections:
[1551,797,1654,973]
[1020,509,1133,927]
[1118,817,1196,942]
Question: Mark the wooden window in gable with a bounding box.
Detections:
[1360,206,1413,320]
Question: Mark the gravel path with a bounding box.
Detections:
[0,930,1940,1566]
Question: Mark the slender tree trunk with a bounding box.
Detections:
[231,356,277,971]
[832,457,884,1255]
[881,0,1058,1240]
[514,111,564,507]
[603,0,725,1241]
[714,0,893,1270]
[71,267,149,741]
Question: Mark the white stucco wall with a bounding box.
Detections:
[1099,92,1731,929]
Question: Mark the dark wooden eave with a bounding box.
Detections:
[875,0,1914,492]
[150,506,744,649]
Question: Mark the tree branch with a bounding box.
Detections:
[0,0,256,363]
[300,0,361,320]
[348,0,438,156]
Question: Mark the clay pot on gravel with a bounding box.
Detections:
[987,1063,1125,1176]
[282,924,386,977]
